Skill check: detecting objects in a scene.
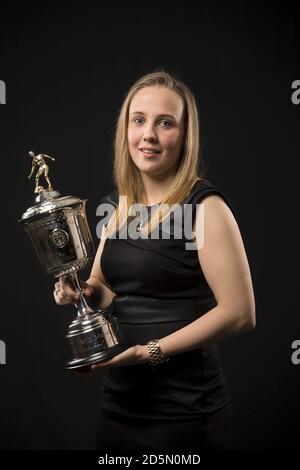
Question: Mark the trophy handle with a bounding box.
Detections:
[69,273,91,318]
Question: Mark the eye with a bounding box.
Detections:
[133,117,144,125]
[159,119,172,128]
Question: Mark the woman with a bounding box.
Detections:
[54,71,256,450]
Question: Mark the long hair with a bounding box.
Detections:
[106,70,204,237]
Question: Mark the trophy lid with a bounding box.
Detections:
[19,151,84,222]
[20,193,83,222]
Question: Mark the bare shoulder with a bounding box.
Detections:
[194,193,239,242]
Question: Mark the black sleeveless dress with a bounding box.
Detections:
[96,178,236,450]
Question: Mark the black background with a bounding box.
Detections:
[0,0,299,450]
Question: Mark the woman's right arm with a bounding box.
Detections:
[53,225,117,309]
[86,225,117,308]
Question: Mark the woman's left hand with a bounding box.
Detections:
[90,345,149,370]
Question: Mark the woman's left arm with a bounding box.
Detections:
[92,194,256,369]
[157,194,256,357]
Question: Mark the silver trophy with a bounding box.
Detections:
[19,151,125,370]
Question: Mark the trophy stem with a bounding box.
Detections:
[70,273,90,319]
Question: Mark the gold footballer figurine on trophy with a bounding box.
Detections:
[28,151,55,194]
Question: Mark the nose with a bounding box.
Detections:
[142,123,158,143]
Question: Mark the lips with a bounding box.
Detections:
[139,148,161,157]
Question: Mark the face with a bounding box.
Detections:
[127,86,185,178]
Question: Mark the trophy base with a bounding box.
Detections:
[65,310,127,371]
[65,343,127,370]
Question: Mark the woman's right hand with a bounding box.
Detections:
[53,276,94,305]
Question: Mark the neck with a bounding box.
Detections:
[139,170,176,205]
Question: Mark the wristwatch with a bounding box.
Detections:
[146,339,169,367]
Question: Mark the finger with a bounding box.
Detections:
[59,291,78,304]
[64,284,78,298]
[91,359,113,370]
[59,276,70,290]
[59,277,79,300]
[84,287,93,296]
[59,275,74,289]
[53,289,64,305]
[55,285,74,305]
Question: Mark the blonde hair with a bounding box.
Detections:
[106,70,204,237]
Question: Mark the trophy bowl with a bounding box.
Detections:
[19,151,125,369]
